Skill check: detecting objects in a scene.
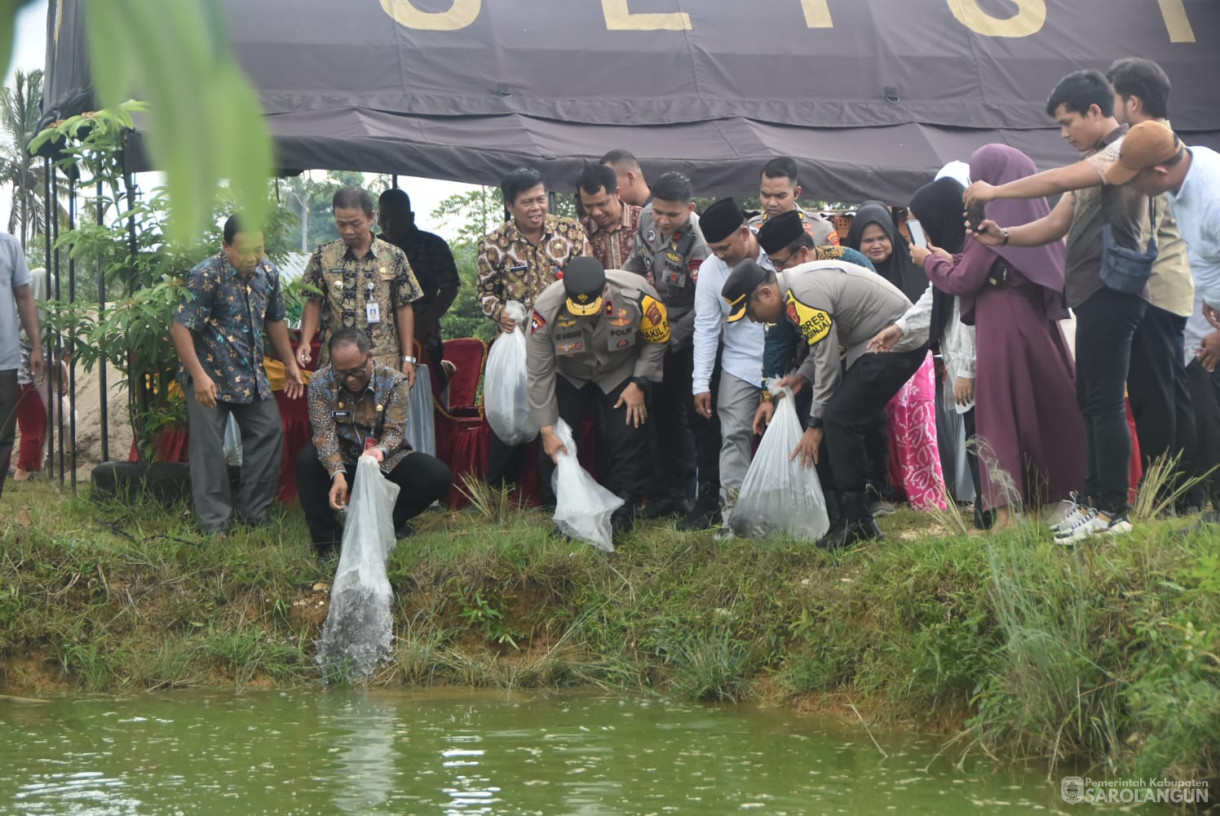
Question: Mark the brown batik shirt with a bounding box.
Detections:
[303,237,423,364]
[476,214,591,324]
[583,203,643,271]
[307,362,412,477]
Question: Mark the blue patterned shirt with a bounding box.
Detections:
[174,252,286,403]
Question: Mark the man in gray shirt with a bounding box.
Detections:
[1,230,45,500]
[721,258,926,550]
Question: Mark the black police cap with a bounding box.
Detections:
[721,259,770,324]
[563,256,607,316]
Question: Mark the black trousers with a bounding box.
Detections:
[1186,358,1220,506]
[539,376,653,504]
[650,344,697,499]
[1074,287,1147,516]
[295,443,452,548]
[1128,305,1198,478]
[420,331,449,393]
[822,349,926,494]
[0,369,16,501]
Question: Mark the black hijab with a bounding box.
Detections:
[908,178,967,254]
[845,201,928,304]
[907,179,967,348]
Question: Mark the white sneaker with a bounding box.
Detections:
[1056,509,1131,545]
[1048,493,1085,533]
[1053,506,1098,543]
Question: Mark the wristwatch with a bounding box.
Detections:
[401,355,417,364]
[1001,228,1010,246]
[807,416,824,430]
[630,376,650,391]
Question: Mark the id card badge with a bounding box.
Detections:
[365,301,381,323]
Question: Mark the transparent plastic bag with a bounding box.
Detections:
[552,419,623,552]
[728,386,830,540]
[484,301,539,445]
[317,455,400,678]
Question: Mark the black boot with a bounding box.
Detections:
[611,502,636,539]
[817,491,883,550]
[643,494,695,520]
[677,482,720,531]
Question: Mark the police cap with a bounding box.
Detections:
[563,256,607,316]
[721,259,770,324]
[756,210,805,256]
[700,197,746,244]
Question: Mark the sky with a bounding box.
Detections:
[1,0,481,244]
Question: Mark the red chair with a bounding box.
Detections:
[433,338,491,507]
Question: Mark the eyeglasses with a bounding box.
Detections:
[336,357,371,380]
[768,249,796,269]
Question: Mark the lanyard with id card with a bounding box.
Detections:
[365,280,381,323]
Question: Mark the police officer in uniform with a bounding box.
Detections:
[746,157,839,246]
[623,172,709,517]
[721,258,927,549]
[527,257,671,538]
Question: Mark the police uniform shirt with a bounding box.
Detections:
[780,261,927,421]
[525,269,670,428]
[622,209,709,349]
[748,206,840,247]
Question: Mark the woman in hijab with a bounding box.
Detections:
[909,145,1086,527]
[877,178,987,526]
[846,203,947,512]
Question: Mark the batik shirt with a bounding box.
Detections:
[476,214,591,324]
[383,227,461,344]
[307,362,412,477]
[583,204,643,271]
[303,237,423,365]
[173,252,286,403]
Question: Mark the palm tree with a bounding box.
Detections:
[0,68,49,248]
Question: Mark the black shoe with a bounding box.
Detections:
[315,542,340,562]
[677,502,720,531]
[642,496,695,520]
[611,506,636,539]
[548,525,575,542]
[816,517,884,550]
[395,521,416,539]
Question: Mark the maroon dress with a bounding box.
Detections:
[924,251,1086,510]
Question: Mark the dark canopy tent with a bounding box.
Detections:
[42,0,1220,204]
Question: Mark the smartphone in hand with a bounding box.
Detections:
[907,219,928,248]
[966,204,986,232]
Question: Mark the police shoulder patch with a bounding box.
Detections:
[784,291,832,345]
[530,310,547,334]
[639,294,671,344]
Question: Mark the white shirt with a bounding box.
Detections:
[1169,146,1220,310]
[691,246,772,394]
[896,287,976,413]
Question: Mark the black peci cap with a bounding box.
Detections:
[756,210,805,256]
[700,197,746,244]
[721,259,770,323]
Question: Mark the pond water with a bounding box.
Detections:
[0,689,1153,815]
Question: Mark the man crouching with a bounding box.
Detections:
[296,328,452,558]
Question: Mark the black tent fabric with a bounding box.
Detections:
[42,0,1220,203]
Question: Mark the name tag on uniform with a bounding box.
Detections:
[332,410,351,419]
[509,264,528,272]
[366,301,381,323]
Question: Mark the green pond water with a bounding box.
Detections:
[0,689,1168,815]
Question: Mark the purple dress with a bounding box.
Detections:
[924,250,1085,510]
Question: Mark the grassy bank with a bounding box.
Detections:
[1,480,1217,783]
